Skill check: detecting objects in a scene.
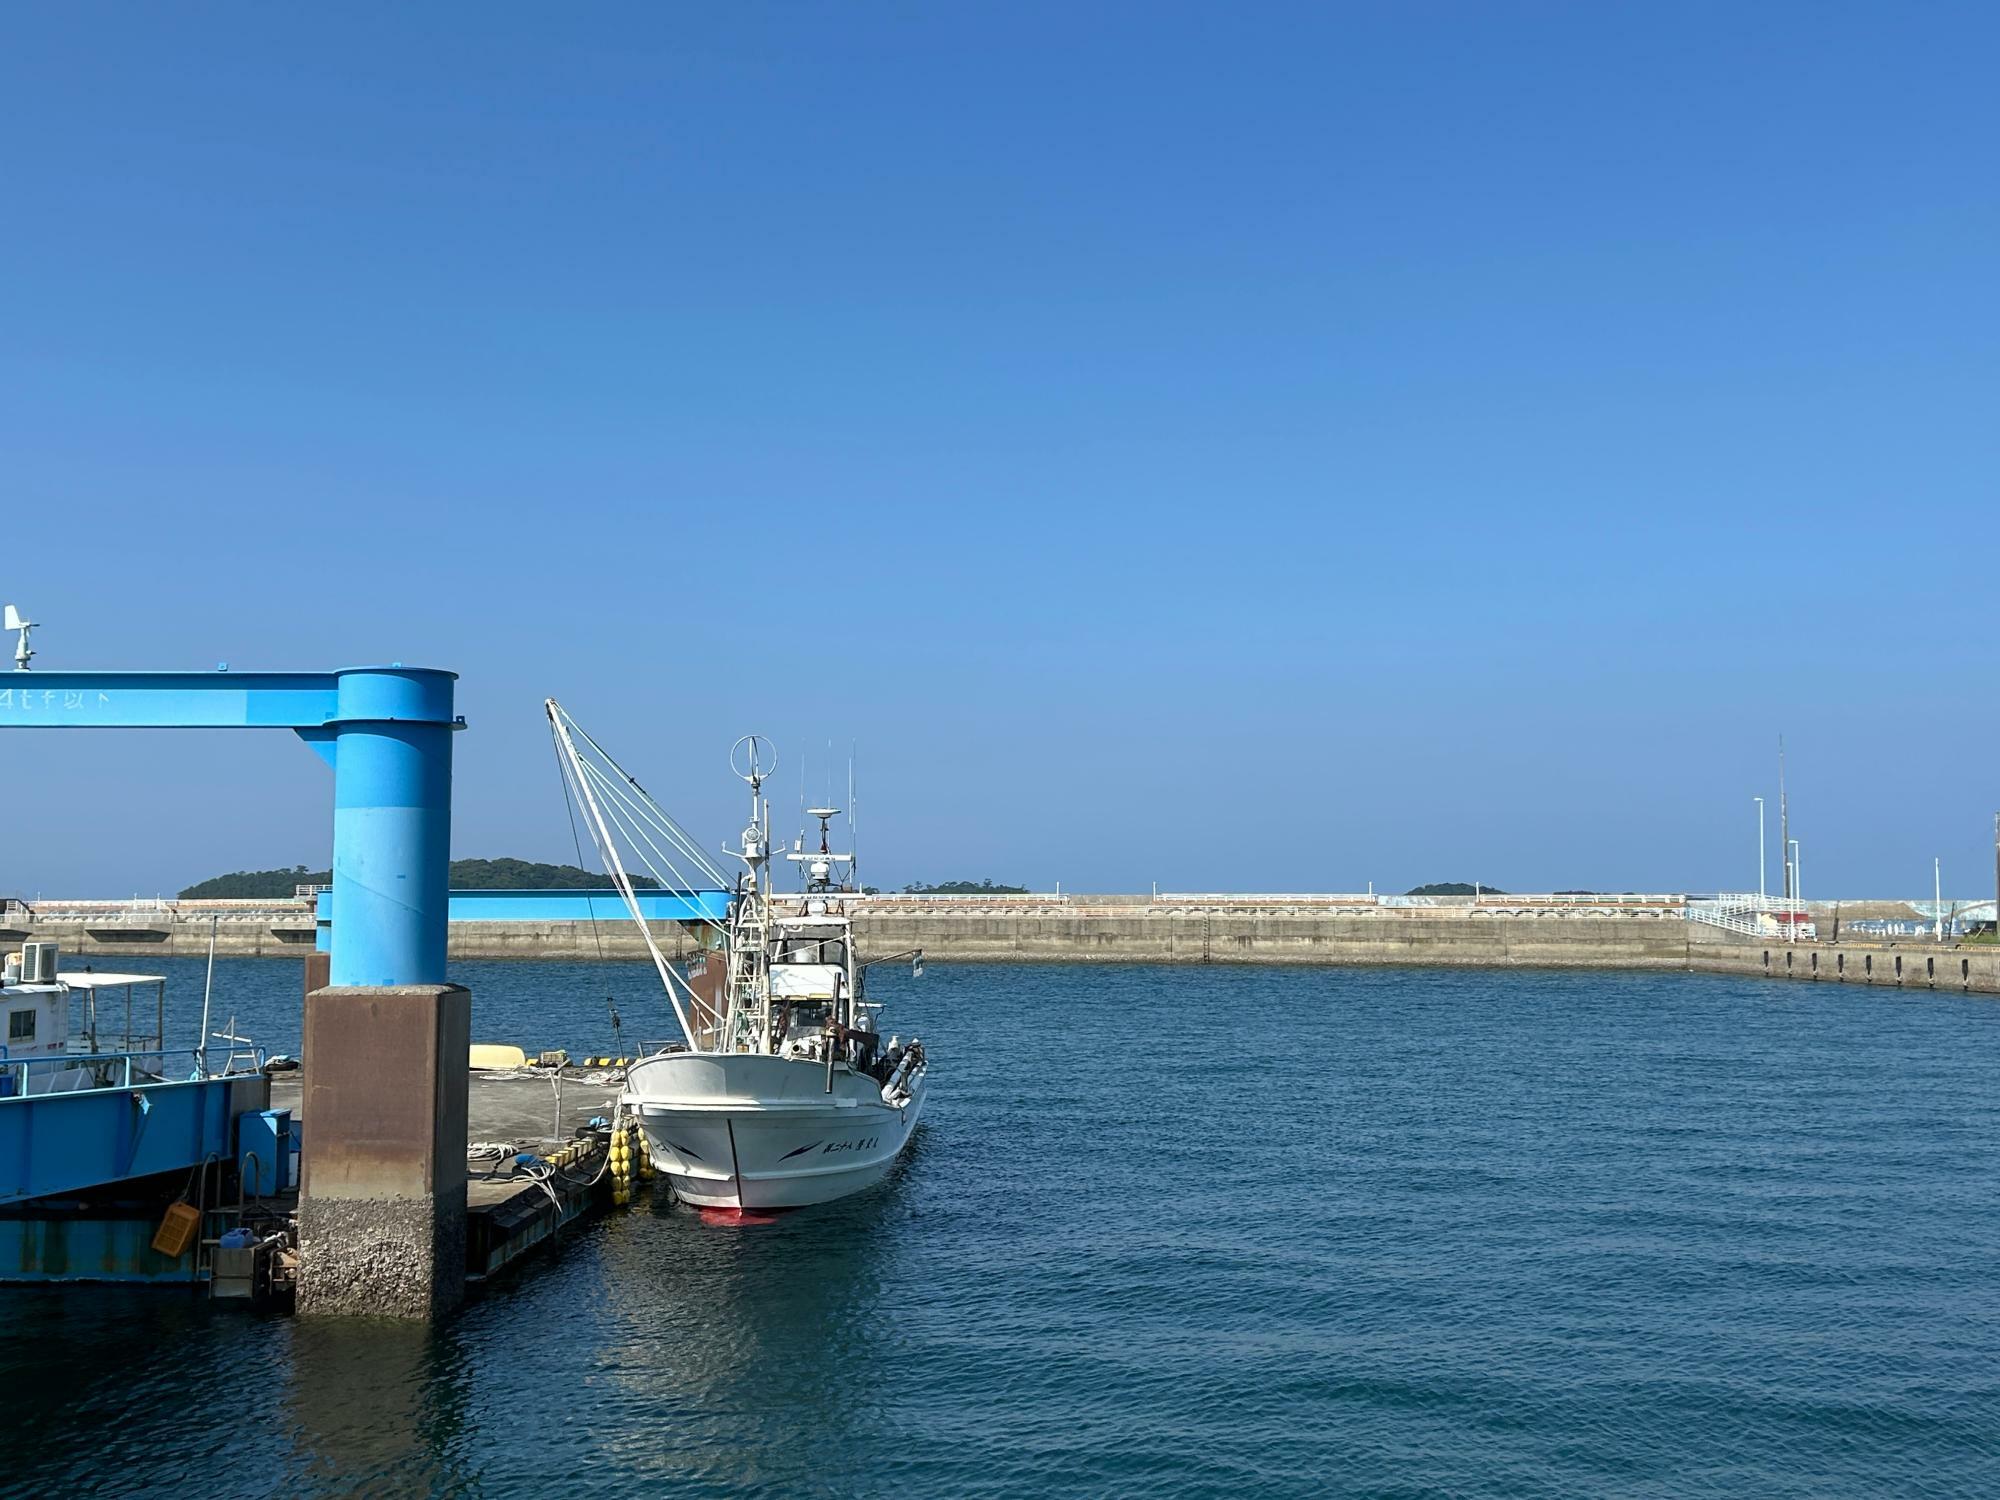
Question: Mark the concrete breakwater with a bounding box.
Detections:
[1,899,323,958]
[6,892,1690,966]
[7,894,1994,995]
[1686,922,2000,996]
[850,894,1693,968]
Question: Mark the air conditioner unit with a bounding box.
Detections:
[22,942,58,983]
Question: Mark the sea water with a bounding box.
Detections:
[2,960,1997,1497]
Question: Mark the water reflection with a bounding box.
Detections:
[284,1319,474,1496]
[576,1157,918,1490]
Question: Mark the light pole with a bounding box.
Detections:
[1755,796,1766,901]
[1792,840,1808,936]
[1789,839,1802,940]
[1934,857,1943,942]
[1779,736,1790,900]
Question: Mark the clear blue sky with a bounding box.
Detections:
[2,3,1994,898]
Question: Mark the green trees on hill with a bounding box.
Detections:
[902,879,1030,895]
[1406,882,1509,896]
[179,866,328,899]
[445,859,658,891]
[179,859,659,899]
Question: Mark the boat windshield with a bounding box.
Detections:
[773,999,832,1050]
[775,936,847,965]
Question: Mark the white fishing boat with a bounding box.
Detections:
[546,705,929,1213]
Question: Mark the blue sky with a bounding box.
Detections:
[2,3,1994,898]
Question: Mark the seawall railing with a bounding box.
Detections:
[1686,894,1812,937]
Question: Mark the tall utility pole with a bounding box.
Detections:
[1935,857,1944,942]
[1779,736,1791,902]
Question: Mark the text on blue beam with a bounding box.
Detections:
[0,672,342,727]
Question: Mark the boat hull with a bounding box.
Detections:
[624,1051,926,1210]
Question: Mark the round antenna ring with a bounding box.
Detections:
[730,733,777,785]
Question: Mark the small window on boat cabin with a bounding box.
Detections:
[7,1009,34,1042]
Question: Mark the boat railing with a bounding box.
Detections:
[0,1046,257,1100]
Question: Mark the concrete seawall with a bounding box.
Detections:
[7,896,1994,996]
[849,905,1690,967]
[2,894,1693,969]
[1686,922,2000,996]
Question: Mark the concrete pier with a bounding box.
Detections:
[271,1065,622,1292]
[295,985,471,1320]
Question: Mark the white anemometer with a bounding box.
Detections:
[3,604,34,670]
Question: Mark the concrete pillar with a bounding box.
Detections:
[296,984,470,1319]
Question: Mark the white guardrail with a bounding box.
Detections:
[1686,894,1809,936]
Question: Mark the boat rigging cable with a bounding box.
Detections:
[545,700,731,1046]
[549,728,612,963]
[549,731,641,1059]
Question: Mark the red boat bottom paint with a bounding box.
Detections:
[698,1207,785,1226]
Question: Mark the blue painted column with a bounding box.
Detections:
[323,668,459,987]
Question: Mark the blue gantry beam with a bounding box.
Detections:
[2,666,461,988]
[314,886,732,939]
[0,672,340,728]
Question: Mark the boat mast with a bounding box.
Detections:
[725,736,777,1055]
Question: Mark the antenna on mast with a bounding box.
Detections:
[799,805,844,892]
[4,604,36,671]
[849,741,857,892]
[729,734,777,887]
[730,732,774,792]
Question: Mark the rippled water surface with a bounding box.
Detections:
[5,959,2000,1498]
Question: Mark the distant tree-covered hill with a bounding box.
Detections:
[179,859,658,899]
[1405,881,1508,896]
[447,858,658,891]
[902,879,1030,895]
[179,866,328,899]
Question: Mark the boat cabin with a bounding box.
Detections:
[769,915,853,1001]
[1,982,71,1066]
[763,909,884,1067]
[0,956,169,1096]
